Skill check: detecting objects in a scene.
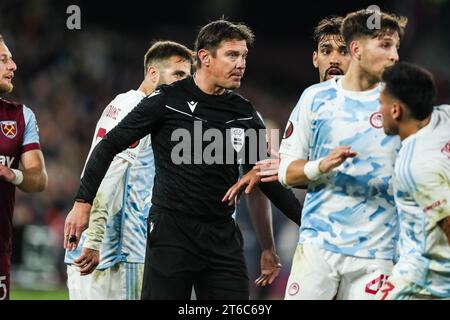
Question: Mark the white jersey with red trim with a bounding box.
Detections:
[392,104,450,297]
[279,76,400,260]
[65,89,154,268]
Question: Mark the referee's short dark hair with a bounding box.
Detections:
[144,40,194,75]
[313,16,344,49]
[194,19,254,68]
[382,62,436,121]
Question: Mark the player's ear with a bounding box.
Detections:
[147,66,159,83]
[312,51,319,68]
[350,40,361,60]
[198,49,210,68]
[392,102,402,121]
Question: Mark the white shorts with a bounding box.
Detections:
[67,262,144,300]
[285,243,393,300]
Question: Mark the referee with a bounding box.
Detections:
[64,19,302,299]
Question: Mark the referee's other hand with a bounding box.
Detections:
[222,168,261,206]
[255,249,282,287]
[64,201,91,251]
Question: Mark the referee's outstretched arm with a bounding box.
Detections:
[64,90,167,250]
[224,164,302,226]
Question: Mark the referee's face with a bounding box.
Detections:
[210,39,248,90]
[0,42,17,94]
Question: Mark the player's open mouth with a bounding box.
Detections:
[3,74,13,81]
[326,68,343,79]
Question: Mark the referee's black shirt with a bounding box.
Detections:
[76,76,301,223]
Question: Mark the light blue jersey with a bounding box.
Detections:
[392,105,450,297]
[65,90,155,268]
[279,76,400,259]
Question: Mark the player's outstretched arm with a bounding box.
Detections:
[65,92,166,251]
[280,146,357,187]
[253,149,279,183]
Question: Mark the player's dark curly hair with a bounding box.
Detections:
[341,9,407,49]
[382,62,436,120]
[194,19,254,68]
[144,40,194,75]
[313,16,344,49]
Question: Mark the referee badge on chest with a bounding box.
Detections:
[231,127,245,152]
[1,121,17,139]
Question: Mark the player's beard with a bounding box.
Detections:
[382,119,399,136]
[0,82,13,94]
[323,66,344,82]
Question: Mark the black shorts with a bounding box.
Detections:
[0,254,10,300]
[141,211,249,300]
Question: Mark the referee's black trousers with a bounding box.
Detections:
[141,210,249,300]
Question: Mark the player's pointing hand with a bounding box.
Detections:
[319,146,357,173]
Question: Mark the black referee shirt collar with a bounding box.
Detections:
[190,74,231,102]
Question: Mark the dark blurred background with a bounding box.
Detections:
[1,0,449,299]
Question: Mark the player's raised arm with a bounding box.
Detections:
[64,90,166,251]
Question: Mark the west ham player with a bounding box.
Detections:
[277,10,407,299]
[64,41,194,300]
[64,20,302,300]
[377,62,450,299]
[0,35,48,300]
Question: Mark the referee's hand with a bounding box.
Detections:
[255,249,282,287]
[64,201,91,251]
[222,168,260,206]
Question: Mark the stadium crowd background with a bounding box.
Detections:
[1,0,449,299]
